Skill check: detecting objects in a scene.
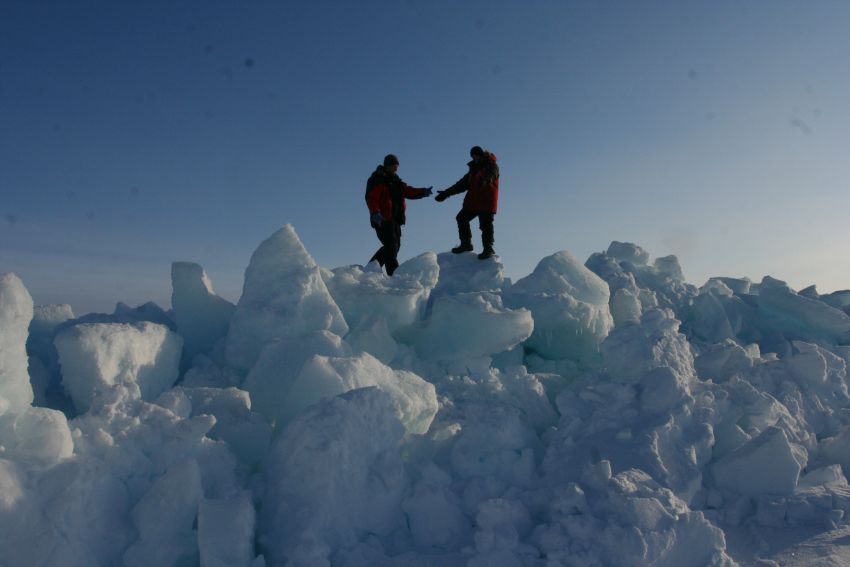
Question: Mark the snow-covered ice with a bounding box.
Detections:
[3,226,850,566]
[398,291,533,362]
[225,225,348,371]
[0,273,35,411]
[54,321,183,413]
[505,250,612,365]
[260,387,407,566]
[322,252,438,334]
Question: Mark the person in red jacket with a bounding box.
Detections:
[365,154,432,276]
[435,146,500,260]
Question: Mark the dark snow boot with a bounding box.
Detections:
[451,242,473,254]
[477,248,495,260]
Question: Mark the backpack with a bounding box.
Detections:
[365,170,381,203]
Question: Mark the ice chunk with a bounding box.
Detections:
[199,494,256,567]
[242,331,352,424]
[690,292,735,343]
[447,403,538,488]
[0,459,24,511]
[55,321,183,413]
[610,287,642,326]
[467,498,537,567]
[601,308,696,386]
[437,367,559,437]
[345,314,399,364]
[820,426,850,475]
[414,371,553,514]
[820,289,850,311]
[606,241,650,265]
[402,463,472,550]
[798,464,847,488]
[123,459,202,567]
[584,251,638,295]
[505,250,612,363]
[653,254,685,281]
[472,498,532,553]
[715,277,752,295]
[0,273,35,412]
[11,389,241,567]
[586,243,697,316]
[699,278,734,297]
[156,387,272,468]
[281,352,437,434]
[759,276,850,340]
[430,251,507,298]
[639,366,688,414]
[398,292,533,362]
[694,339,755,382]
[72,392,239,501]
[786,341,832,385]
[260,388,406,565]
[533,467,733,567]
[393,251,441,287]
[171,262,235,366]
[180,353,243,389]
[547,373,709,503]
[511,250,611,309]
[0,407,73,470]
[754,342,850,443]
[225,225,348,371]
[322,253,436,333]
[712,426,802,496]
[0,459,133,567]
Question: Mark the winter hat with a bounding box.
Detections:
[383,154,400,166]
[470,146,484,157]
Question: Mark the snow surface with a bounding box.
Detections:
[54,321,183,413]
[3,223,850,566]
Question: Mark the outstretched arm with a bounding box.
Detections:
[445,173,470,196]
[402,183,433,199]
[435,173,469,201]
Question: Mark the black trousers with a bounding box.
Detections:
[457,209,494,250]
[370,221,402,275]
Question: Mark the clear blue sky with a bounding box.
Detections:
[2,1,849,314]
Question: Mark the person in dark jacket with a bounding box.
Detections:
[365,154,432,275]
[435,146,499,259]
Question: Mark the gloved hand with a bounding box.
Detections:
[370,212,384,228]
[435,190,448,202]
[422,186,433,197]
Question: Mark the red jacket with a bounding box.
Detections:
[444,152,499,213]
[365,165,430,225]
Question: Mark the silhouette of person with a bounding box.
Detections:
[435,146,499,259]
[365,154,432,275]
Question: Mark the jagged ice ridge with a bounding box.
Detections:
[2,226,850,566]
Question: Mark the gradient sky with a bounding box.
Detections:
[3,1,850,315]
